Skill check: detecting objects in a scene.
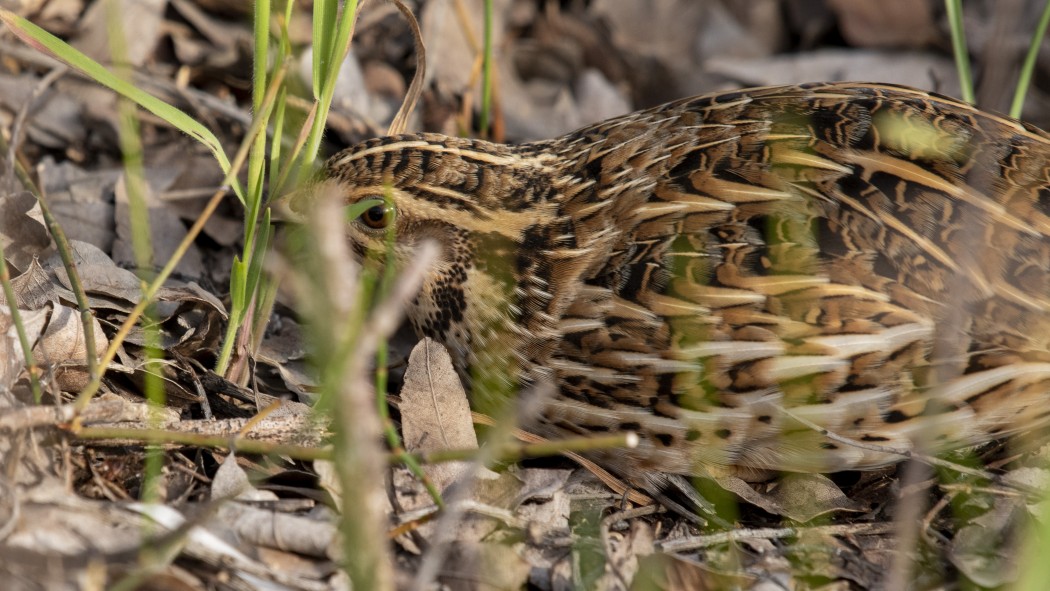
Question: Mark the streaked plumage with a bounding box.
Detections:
[302,82,1050,481]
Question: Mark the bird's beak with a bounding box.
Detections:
[269,188,308,224]
[270,180,341,224]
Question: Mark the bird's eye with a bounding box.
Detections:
[356,202,395,230]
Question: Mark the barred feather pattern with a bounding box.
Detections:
[312,82,1050,480]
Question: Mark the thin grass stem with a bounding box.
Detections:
[1010,0,1050,118]
[945,0,975,103]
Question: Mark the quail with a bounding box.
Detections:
[294,82,1050,482]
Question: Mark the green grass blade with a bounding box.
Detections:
[312,0,337,99]
[248,0,271,207]
[0,248,43,402]
[301,0,360,170]
[945,0,975,104]
[1010,0,1050,118]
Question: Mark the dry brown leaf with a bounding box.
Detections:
[440,541,531,591]
[113,174,205,280]
[575,69,631,124]
[1005,466,1050,521]
[0,304,47,392]
[590,0,706,67]
[40,161,118,253]
[714,473,862,522]
[421,0,588,142]
[35,0,88,34]
[49,239,148,308]
[0,190,51,271]
[45,241,225,355]
[950,496,1025,587]
[764,473,865,522]
[211,453,278,502]
[399,337,477,490]
[421,0,508,96]
[1,77,88,152]
[3,258,54,309]
[32,300,108,391]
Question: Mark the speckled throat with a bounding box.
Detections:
[314,82,1050,480]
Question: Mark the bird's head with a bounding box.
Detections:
[277,133,574,383]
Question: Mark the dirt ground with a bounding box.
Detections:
[3,1,1050,589]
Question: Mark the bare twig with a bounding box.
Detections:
[658,522,897,553]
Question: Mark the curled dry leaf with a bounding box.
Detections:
[32,301,108,392]
[256,317,313,396]
[0,191,51,271]
[764,473,866,522]
[0,304,48,392]
[211,453,278,502]
[44,240,226,354]
[313,459,343,513]
[950,495,1025,587]
[49,240,150,309]
[6,258,57,310]
[713,473,863,522]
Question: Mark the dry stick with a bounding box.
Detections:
[70,418,636,467]
[658,522,898,553]
[73,426,332,460]
[921,494,954,547]
[391,499,529,541]
[411,432,638,465]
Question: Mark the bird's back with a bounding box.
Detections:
[525,82,1050,478]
